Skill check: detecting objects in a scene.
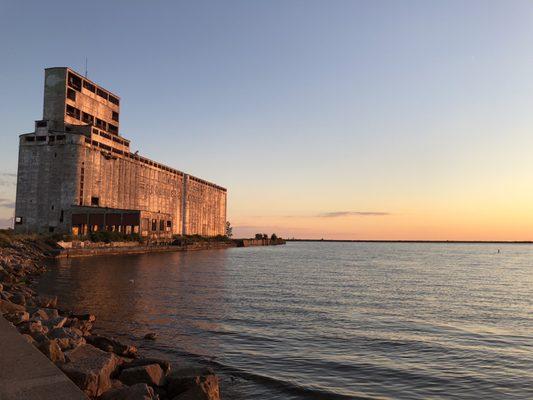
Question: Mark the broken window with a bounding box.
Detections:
[108,95,119,106]
[82,112,94,124]
[66,105,81,120]
[151,219,157,231]
[25,136,35,142]
[95,118,106,130]
[96,88,108,100]
[83,80,96,93]
[68,72,82,91]
[159,220,164,231]
[112,111,119,122]
[91,196,99,206]
[108,124,118,134]
[67,88,76,101]
[36,120,47,127]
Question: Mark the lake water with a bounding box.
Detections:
[37,242,533,399]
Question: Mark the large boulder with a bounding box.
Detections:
[42,316,68,329]
[49,327,86,350]
[100,383,157,400]
[61,344,120,397]
[4,310,29,325]
[38,339,66,363]
[31,307,59,320]
[119,363,165,387]
[122,358,171,375]
[86,334,137,357]
[166,367,220,400]
[0,299,26,314]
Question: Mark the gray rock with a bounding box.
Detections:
[37,295,58,308]
[86,334,137,357]
[123,358,171,374]
[18,319,47,335]
[100,383,157,400]
[43,316,68,329]
[0,299,26,314]
[38,339,66,363]
[49,327,86,350]
[61,344,120,397]
[119,363,165,387]
[166,367,220,400]
[32,307,59,320]
[4,310,29,325]
[10,292,26,305]
[21,333,35,345]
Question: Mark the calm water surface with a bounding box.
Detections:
[38,243,533,399]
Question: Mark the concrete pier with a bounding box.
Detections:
[0,315,87,400]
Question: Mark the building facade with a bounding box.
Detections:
[14,67,227,239]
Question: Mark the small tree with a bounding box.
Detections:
[255,233,263,240]
[225,221,233,238]
[262,233,268,240]
[271,233,278,241]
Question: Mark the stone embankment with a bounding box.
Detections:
[0,236,221,400]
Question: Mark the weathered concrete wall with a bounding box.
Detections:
[15,134,80,233]
[183,175,227,236]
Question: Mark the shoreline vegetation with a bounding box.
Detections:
[0,229,287,400]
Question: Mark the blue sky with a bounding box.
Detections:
[1,1,533,239]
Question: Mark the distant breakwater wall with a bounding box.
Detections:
[54,238,286,258]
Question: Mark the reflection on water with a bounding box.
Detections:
[38,243,533,399]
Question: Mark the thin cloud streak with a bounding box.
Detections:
[317,211,391,218]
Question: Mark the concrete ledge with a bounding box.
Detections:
[0,315,87,400]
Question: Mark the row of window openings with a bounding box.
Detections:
[66,104,118,134]
[67,89,119,123]
[24,134,65,142]
[68,72,119,105]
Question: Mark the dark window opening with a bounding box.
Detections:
[67,88,76,101]
[95,118,106,130]
[60,210,64,223]
[49,136,55,142]
[96,88,108,100]
[108,124,118,134]
[166,220,172,227]
[83,80,96,93]
[109,95,119,105]
[112,111,119,122]
[37,136,46,141]
[159,220,164,231]
[67,72,82,91]
[36,120,47,128]
[51,205,54,210]
[82,112,94,124]
[48,227,55,233]
[91,196,99,206]
[151,219,157,231]
[66,105,81,120]
[56,135,65,140]
[25,136,35,142]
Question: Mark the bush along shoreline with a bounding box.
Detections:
[0,231,221,400]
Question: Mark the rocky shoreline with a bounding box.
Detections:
[0,236,221,400]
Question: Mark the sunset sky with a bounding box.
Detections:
[1,1,533,240]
